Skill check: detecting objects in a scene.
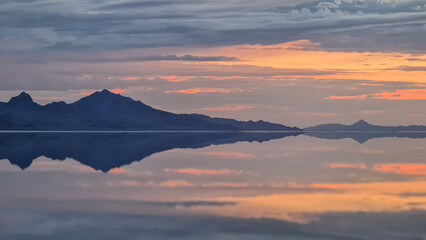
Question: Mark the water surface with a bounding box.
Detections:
[0,132,425,240]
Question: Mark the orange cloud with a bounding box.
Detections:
[213,76,249,80]
[109,167,125,174]
[357,149,386,154]
[79,166,98,172]
[326,95,368,100]
[353,110,386,115]
[107,180,142,187]
[308,183,348,190]
[328,164,367,169]
[116,180,141,187]
[164,88,247,94]
[159,75,195,82]
[283,39,321,51]
[201,182,249,188]
[291,112,338,117]
[185,41,426,83]
[327,89,426,101]
[159,180,193,188]
[372,89,426,100]
[374,164,426,175]
[195,104,255,112]
[202,151,255,159]
[119,77,140,81]
[164,168,246,175]
[109,88,126,94]
[291,147,338,151]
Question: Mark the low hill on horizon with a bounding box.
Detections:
[305,120,426,132]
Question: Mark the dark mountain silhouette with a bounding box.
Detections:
[0,115,36,130]
[303,131,426,144]
[305,120,426,132]
[0,132,301,172]
[0,90,301,131]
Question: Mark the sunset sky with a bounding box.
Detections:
[1,0,426,126]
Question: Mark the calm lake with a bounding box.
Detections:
[0,132,425,240]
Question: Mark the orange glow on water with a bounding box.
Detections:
[109,168,125,174]
[328,164,367,169]
[202,151,255,159]
[374,164,426,175]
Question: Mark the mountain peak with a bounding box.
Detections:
[73,89,135,108]
[89,89,117,97]
[8,92,34,104]
[352,120,370,126]
[100,89,114,94]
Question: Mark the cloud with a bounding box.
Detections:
[200,182,249,188]
[328,163,367,169]
[158,180,193,188]
[108,167,125,174]
[350,110,386,115]
[1,207,425,240]
[406,58,426,62]
[202,151,255,159]
[389,65,426,71]
[316,2,339,9]
[112,180,141,187]
[308,183,348,189]
[284,39,322,51]
[291,147,338,152]
[326,95,367,100]
[291,112,338,117]
[119,77,140,81]
[164,88,249,94]
[194,104,256,112]
[164,168,247,176]
[53,55,239,63]
[356,149,385,154]
[2,0,426,52]
[96,1,186,10]
[374,164,426,175]
[327,89,426,100]
[158,76,195,82]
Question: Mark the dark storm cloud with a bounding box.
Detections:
[54,54,239,63]
[1,0,426,52]
[388,65,426,71]
[96,0,190,10]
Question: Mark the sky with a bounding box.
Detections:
[1,0,426,127]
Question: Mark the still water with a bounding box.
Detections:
[0,132,425,240]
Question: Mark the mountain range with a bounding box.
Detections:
[1,91,425,132]
[0,90,301,131]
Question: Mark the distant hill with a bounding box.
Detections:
[305,120,426,132]
[0,90,301,131]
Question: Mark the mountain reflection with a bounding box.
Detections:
[0,132,301,172]
[0,132,425,240]
[304,131,426,143]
